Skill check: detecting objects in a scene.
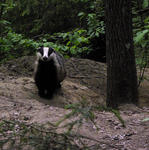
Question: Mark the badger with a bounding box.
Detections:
[34,47,66,98]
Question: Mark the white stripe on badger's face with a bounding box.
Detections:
[37,47,54,61]
[43,47,49,58]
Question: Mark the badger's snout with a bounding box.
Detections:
[43,56,48,61]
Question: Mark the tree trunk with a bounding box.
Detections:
[105,0,138,108]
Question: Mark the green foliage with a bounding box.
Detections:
[0,28,91,63]
[0,30,38,63]
[87,13,105,37]
[54,29,91,56]
[134,29,149,46]
[0,0,14,35]
[110,109,125,127]
[133,0,149,51]
[142,118,149,122]
[0,0,106,63]
[0,120,82,149]
[78,0,105,37]
[133,0,149,85]
[134,27,149,70]
[31,29,91,57]
[142,0,149,8]
[4,0,90,36]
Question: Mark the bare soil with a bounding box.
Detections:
[0,57,149,150]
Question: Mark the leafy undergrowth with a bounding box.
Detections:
[0,102,126,150]
[0,120,94,150]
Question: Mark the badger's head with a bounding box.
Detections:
[37,47,54,62]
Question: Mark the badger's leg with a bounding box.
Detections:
[46,81,60,98]
[38,87,45,97]
[35,77,45,97]
[46,87,55,98]
[56,82,61,89]
[35,81,45,97]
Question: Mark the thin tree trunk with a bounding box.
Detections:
[105,0,138,108]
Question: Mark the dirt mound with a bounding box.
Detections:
[0,56,107,97]
[0,56,35,77]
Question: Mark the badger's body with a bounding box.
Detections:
[34,47,66,98]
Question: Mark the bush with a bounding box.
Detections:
[0,31,39,63]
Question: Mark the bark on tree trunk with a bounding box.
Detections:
[105,0,138,108]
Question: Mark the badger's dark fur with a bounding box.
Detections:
[34,47,66,98]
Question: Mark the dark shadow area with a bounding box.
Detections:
[81,34,106,63]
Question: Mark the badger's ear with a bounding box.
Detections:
[37,47,42,52]
[48,47,53,51]
[48,47,54,56]
[37,47,43,55]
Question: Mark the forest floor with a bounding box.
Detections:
[0,57,149,150]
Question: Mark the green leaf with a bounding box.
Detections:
[144,17,149,24]
[66,41,71,46]
[143,0,149,8]
[88,13,95,19]
[19,40,26,45]
[142,118,149,122]
[70,46,77,55]
[78,12,85,17]
[0,20,11,25]
[134,29,149,44]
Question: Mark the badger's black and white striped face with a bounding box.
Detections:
[37,47,54,61]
